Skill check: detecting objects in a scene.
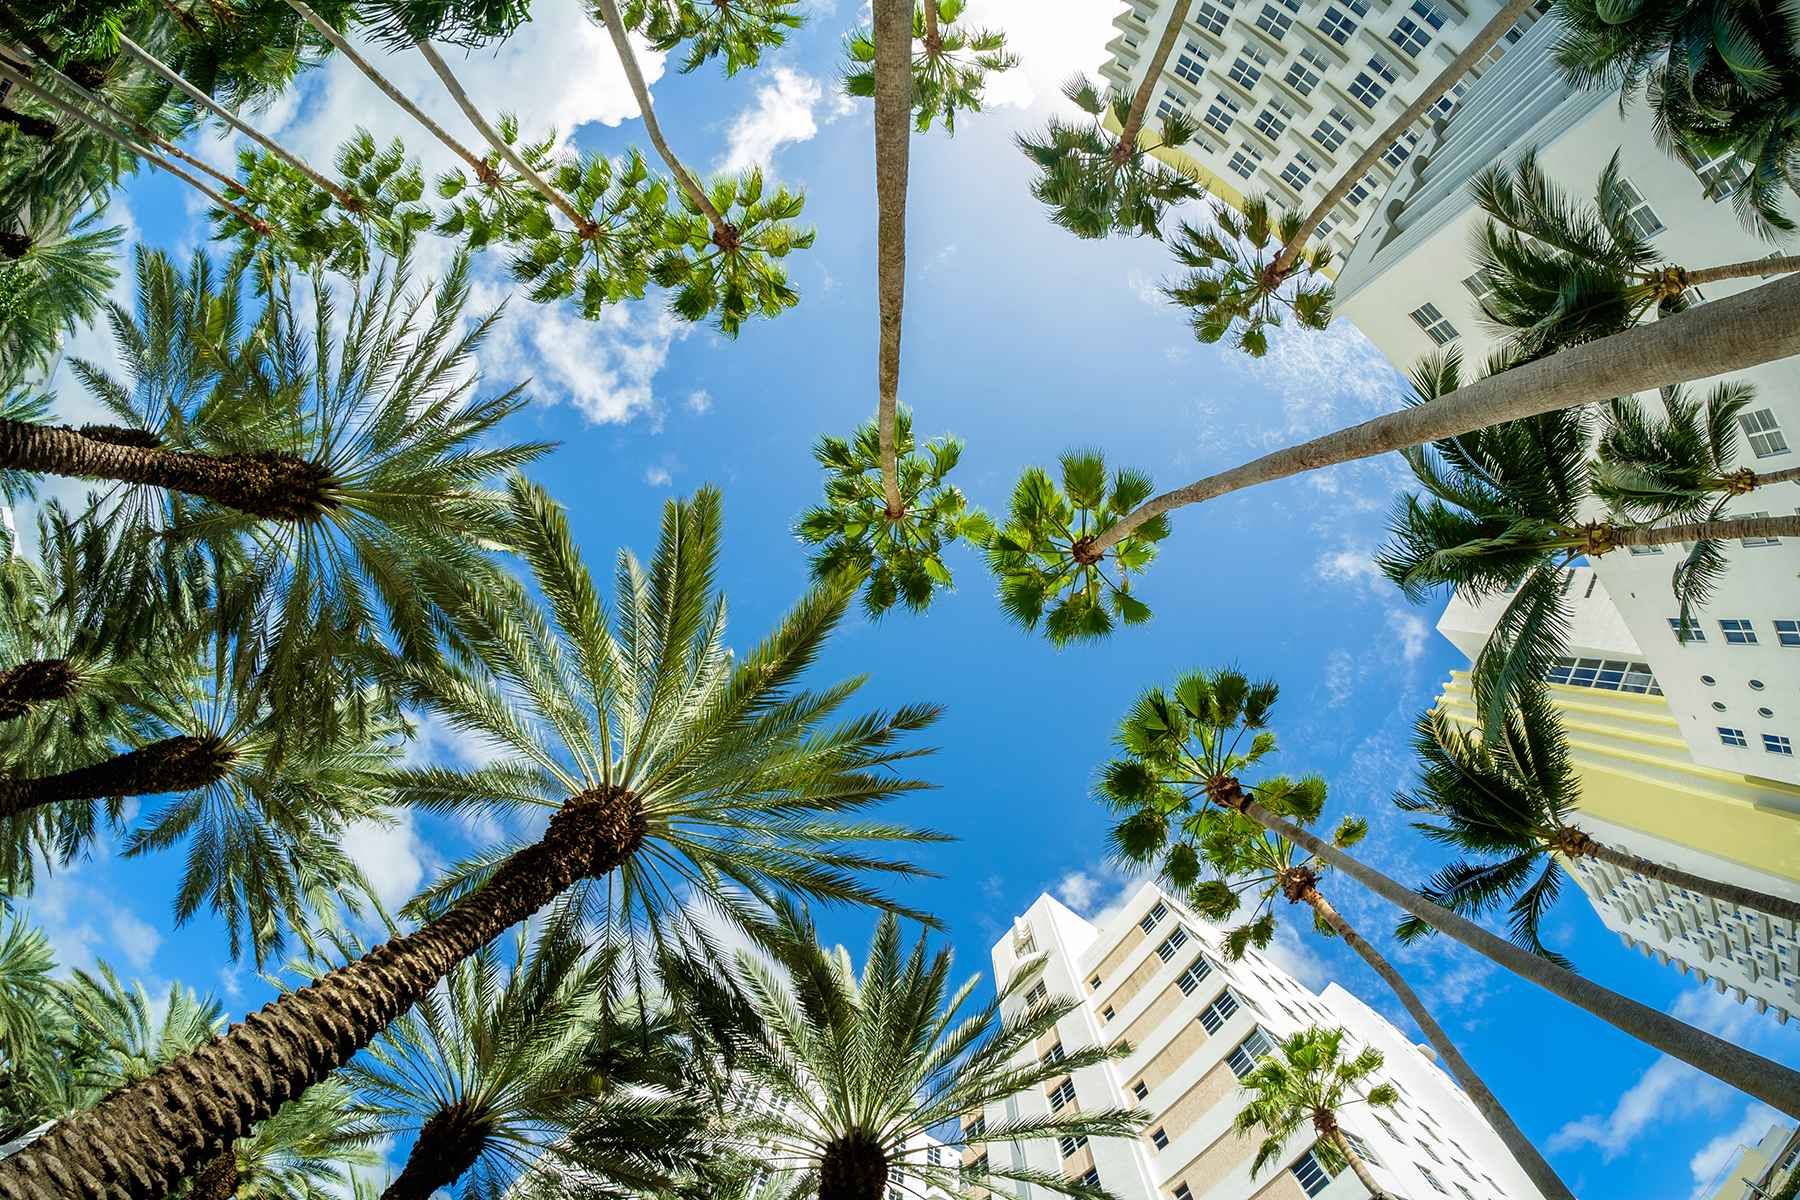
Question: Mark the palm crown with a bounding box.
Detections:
[0,207,119,391]
[1163,196,1334,358]
[842,0,1018,134]
[1233,1026,1398,1182]
[626,0,805,75]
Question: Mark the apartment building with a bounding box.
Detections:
[1098,0,1545,270]
[1702,1121,1800,1200]
[1331,13,1800,787]
[961,886,1547,1200]
[1436,569,1800,1020]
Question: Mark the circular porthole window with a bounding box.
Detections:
[1760,707,1775,719]
[1701,675,1717,686]
[1712,701,1728,712]
[1750,679,1766,691]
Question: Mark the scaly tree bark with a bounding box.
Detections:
[1553,827,1800,926]
[0,736,235,822]
[183,1151,239,1200]
[377,1104,489,1200]
[871,0,912,516]
[0,659,78,722]
[1084,271,1800,557]
[817,1130,889,1200]
[0,787,648,1200]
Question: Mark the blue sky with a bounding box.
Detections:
[16,0,1797,1196]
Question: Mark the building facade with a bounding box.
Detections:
[1435,569,1800,1020]
[1099,0,1545,270]
[1332,13,1800,786]
[1701,1121,1799,1200]
[961,886,1547,1200]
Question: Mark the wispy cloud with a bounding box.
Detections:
[717,67,825,174]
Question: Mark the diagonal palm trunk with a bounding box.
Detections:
[1116,0,1194,157]
[0,736,234,822]
[1241,797,1800,1120]
[1555,827,1800,926]
[1272,0,1538,275]
[0,420,331,520]
[377,1106,488,1200]
[0,789,647,1200]
[1086,271,1800,555]
[0,659,78,722]
[1592,513,1800,550]
[871,0,912,516]
[1325,1124,1384,1198]
[0,104,54,139]
[1678,254,1800,288]
[1290,878,1573,1200]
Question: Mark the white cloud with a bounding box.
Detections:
[1315,545,1385,593]
[1325,649,1355,708]
[476,292,690,425]
[1388,610,1428,663]
[1048,861,1144,932]
[1262,923,1329,991]
[108,908,163,970]
[342,813,431,911]
[644,465,673,487]
[1126,269,1162,307]
[1689,1105,1780,1200]
[17,850,162,976]
[685,388,713,414]
[1054,870,1102,913]
[1229,319,1404,443]
[717,67,824,174]
[962,0,1126,111]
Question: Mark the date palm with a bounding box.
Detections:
[0,479,946,1200]
[1235,1026,1397,1199]
[842,0,1017,134]
[729,901,1143,1200]
[0,208,119,391]
[985,450,1168,644]
[1397,686,1800,963]
[1163,195,1333,358]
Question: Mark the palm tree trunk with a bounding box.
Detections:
[1681,254,1800,288]
[378,1105,486,1200]
[154,0,205,38]
[1327,1129,1384,1199]
[872,0,912,517]
[279,0,499,189]
[1561,830,1800,926]
[1599,513,1800,549]
[0,103,53,139]
[0,789,647,1200]
[1118,0,1192,153]
[0,419,330,521]
[114,34,360,213]
[1273,0,1537,275]
[922,0,940,52]
[0,736,235,822]
[184,1150,238,1200]
[0,658,78,722]
[1238,796,1800,1119]
[1086,270,1800,555]
[818,1132,888,1200]
[591,0,730,241]
[1299,887,1574,1200]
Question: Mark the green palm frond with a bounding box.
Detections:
[1233,1026,1396,1181]
[1163,196,1335,356]
[0,207,119,392]
[1593,382,1755,521]
[650,166,814,335]
[623,0,804,75]
[841,0,1019,134]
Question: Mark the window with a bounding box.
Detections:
[964,1115,984,1138]
[1417,1138,1443,1164]
[1048,1078,1076,1111]
[1174,1186,1193,1200]
[1198,988,1240,1032]
[1409,302,1458,345]
[1760,706,1776,718]
[1689,147,1753,200]
[1668,617,1704,642]
[1613,175,1666,237]
[1284,45,1329,94]
[1228,146,1263,179]
[1390,0,1447,55]
[1042,1040,1065,1065]
[1204,90,1241,133]
[1132,1080,1149,1100]
[1342,1131,1378,1165]
[1719,727,1748,748]
[1102,1004,1115,1021]
[1228,47,1270,89]
[1156,926,1191,961]
[1152,1127,1169,1149]
[1279,152,1319,191]
[1175,953,1214,995]
[1344,171,1380,206]
[1421,1168,1451,1195]
[967,1153,988,1177]
[1193,0,1231,34]
[1311,107,1356,152]
[1080,1167,1100,1188]
[1739,511,1781,546]
[1766,734,1795,756]
[1775,619,1800,647]
[1318,5,1359,43]
[1625,541,1665,557]
[1174,41,1209,83]
[1227,1027,1277,1077]
[1350,57,1397,106]
[1430,78,1470,121]
[1140,901,1168,933]
[1157,92,1188,120]
[1059,1134,1088,1158]
[1460,269,1497,303]
[1291,1150,1334,1197]
[1545,656,1661,695]
[1721,618,1759,645]
[1381,129,1421,167]
[1752,678,1767,690]
[1256,1,1295,39]
[1088,973,1102,989]
[1254,100,1295,138]
[1025,982,1047,1006]
[926,1146,941,1167]
[1739,408,1790,458]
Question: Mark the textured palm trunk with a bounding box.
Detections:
[1238,797,1800,1119]
[1324,1126,1383,1199]
[184,1150,238,1200]
[1274,0,1537,275]
[0,104,54,140]
[0,419,331,521]
[378,1104,489,1200]
[0,658,79,722]
[0,788,647,1200]
[1115,0,1192,156]
[1296,884,1574,1200]
[0,736,235,822]
[872,0,912,517]
[0,229,29,260]
[1087,271,1800,555]
[1558,829,1800,926]
[818,1131,888,1200]
[1598,513,1800,549]
[1682,254,1800,288]
[922,0,940,51]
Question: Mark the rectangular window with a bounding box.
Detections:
[1193,0,1231,34]
[1422,1168,1451,1195]
[1175,953,1214,994]
[1279,152,1319,191]
[1613,175,1666,237]
[1174,1186,1193,1200]
[1059,1134,1087,1158]
[1349,57,1396,106]
[1080,1167,1100,1188]
[1319,5,1359,43]
[1719,727,1748,748]
[1344,171,1380,206]
[1139,901,1168,933]
[1418,1138,1443,1164]
[1627,542,1664,556]
[1721,618,1759,645]
[1132,1080,1149,1100]
[1284,45,1328,94]
[1460,269,1497,303]
[1774,619,1800,646]
[1228,46,1270,90]
[1389,12,1431,54]
[1739,511,1781,546]
[1430,78,1470,121]
[1342,1131,1379,1165]
[1254,100,1295,138]
[1156,926,1191,961]
[1291,1150,1333,1197]
[1668,617,1704,642]
[1256,2,1295,38]
[964,1115,984,1139]
[1025,982,1047,1006]
[1042,1041,1065,1065]
[1088,973,1102,989]
[1204,90,1240,133]
[1175,41,1209,84]
[1409,302,1458,345]
[1228,146,1263,179]
[1227,1027,1277,1077]
[1766,734,1795,756]
[1102,1004,1115,1021]
[1152,1127,1169,1149]
[1311,107,1356,153]
[1381,129,1421,167]
[1739,408,1790,458]
[1156,92,1188,120]
[1048,1078,1076,1111]
[1198,988,1240,1032]
[1690,148,1753,200]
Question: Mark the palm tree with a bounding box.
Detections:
[729,902,1144,1200]
[985,450,1169,645]
[1552,0,1800,236]
[843,0,1017,134]
[0,479,946,1200]
[993,267,1800,627]
[0,207,119,391]
[624,0,804,76]
[796,409,990,619]
[1097,669,1574,1200]
[1397,687,1800,961]
[0,915,55,1083]
[1162,196,1333,358]
[1234,1027,1398,1199]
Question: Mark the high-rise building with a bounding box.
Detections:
[1435,568,1800,1020]
[1330,13,1800,787]
[1098,0,1546,270]
[961,886,1548,1200]
[1700,1120,1798,1200]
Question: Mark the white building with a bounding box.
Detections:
[961,885,1547,1200]
[1436,568,1800,1020]
[1099,0,1548,269]
[1332,13,1800,786]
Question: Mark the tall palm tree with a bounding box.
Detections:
[624,0,804,76]
[1097,669,1574,1200]
[1234,1027,1398,1199]
[842,0,1017,135]
[0,207,119,391]
[991,267,1800,631]
[1162,196,1333,358]
[1552,0,1800,236]
[1397,688,1800,959]
[729,902,1144,1200]
[0,480,946,1200]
